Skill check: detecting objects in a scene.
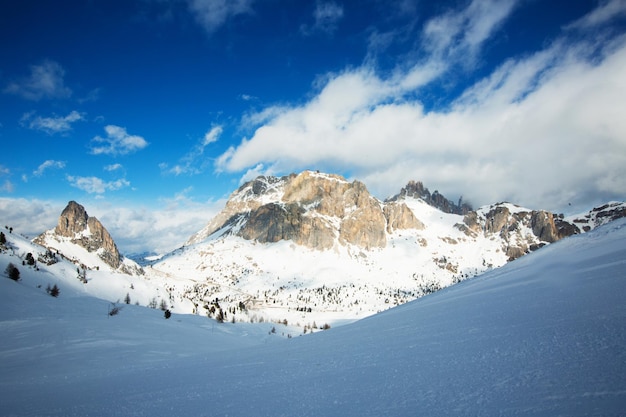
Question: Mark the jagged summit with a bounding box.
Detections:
[34,201,140,274]
[387,180,472,215]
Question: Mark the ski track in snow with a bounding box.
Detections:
[0,219,625,416]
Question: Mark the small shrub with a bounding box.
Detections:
[164,309,171,319]
[159,299,168,311]
[322,323,331,330]
[49,284,60,297]
[5,263,20,281]
[109,304,122,316]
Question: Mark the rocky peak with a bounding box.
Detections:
[388,180,472,215]
[55,201,89,237]
[37,201,122,269]
[187,171,424,250]
[458,203,581,261]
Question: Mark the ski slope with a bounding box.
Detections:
[1,219,625,416]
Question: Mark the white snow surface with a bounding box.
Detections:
[1,218,625,416]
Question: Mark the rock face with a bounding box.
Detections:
[387,180,472,215]
[186,171,424,250]
[37,201,122,269]
[187,170,626,260]
[458,203,581,260]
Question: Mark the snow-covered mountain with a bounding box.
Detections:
[33,201,143,275]
[18,171,626,331]
[149,170,625,327]
[1,212,625,416]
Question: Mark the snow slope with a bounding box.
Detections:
[1,219,625,416]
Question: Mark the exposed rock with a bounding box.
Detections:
[458,203,582,261]
[388,180,472,215]
[383,202,425,234]
[36,201,122,269]
[188,171,428,251]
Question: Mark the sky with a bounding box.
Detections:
[1,0,625,254]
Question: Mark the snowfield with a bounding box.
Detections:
[1,218,625,416]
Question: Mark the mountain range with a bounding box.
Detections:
[28,170,626,330]
[1,199,625,416]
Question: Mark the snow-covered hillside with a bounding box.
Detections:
[152,197,509,327]
[1,217,625,416]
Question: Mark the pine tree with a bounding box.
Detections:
[0,231,6,245]
[124,293,131,304]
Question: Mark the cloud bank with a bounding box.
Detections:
[217,0,626,212]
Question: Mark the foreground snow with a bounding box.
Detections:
[1,219,625,416]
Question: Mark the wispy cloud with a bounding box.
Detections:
[3,60,72,101]
[67,175,130,194]
[90,125,149,155]
[301,1,344,36]
[566,0,626,30]
[33,160,66,177]
[20,110,84,135]
[187,0,254,34]
[0,165,14,193]
[104,163,123,172]
[161,125,222,175]
[0,181,15,193]
[421,0,517,68]
[217,1,626,212]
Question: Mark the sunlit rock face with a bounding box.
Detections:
[36,200,121,269]
[187,171,424,250]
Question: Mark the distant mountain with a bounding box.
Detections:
[34,201,142,275]
[386,179,473,214]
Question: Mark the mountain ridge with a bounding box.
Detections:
[23,170,626,328]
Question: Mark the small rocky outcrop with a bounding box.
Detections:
[383,202,425,233]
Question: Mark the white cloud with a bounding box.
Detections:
[0,198,63,238]
[67,175,130,194]
[566,0,626,30]
[104,163,123,172]
[301,1,344,35]
[21,110,84,135]
[203,125,222,145]
[217,2,626,213]
[0,180,14,193]
[91,195,226,254]
[187,0,253,34]
[33,160,66,177]
[421,0,517,66]
[90,125,149,155]
[3,60,72,101]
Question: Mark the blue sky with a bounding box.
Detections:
[1,0,625,254]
